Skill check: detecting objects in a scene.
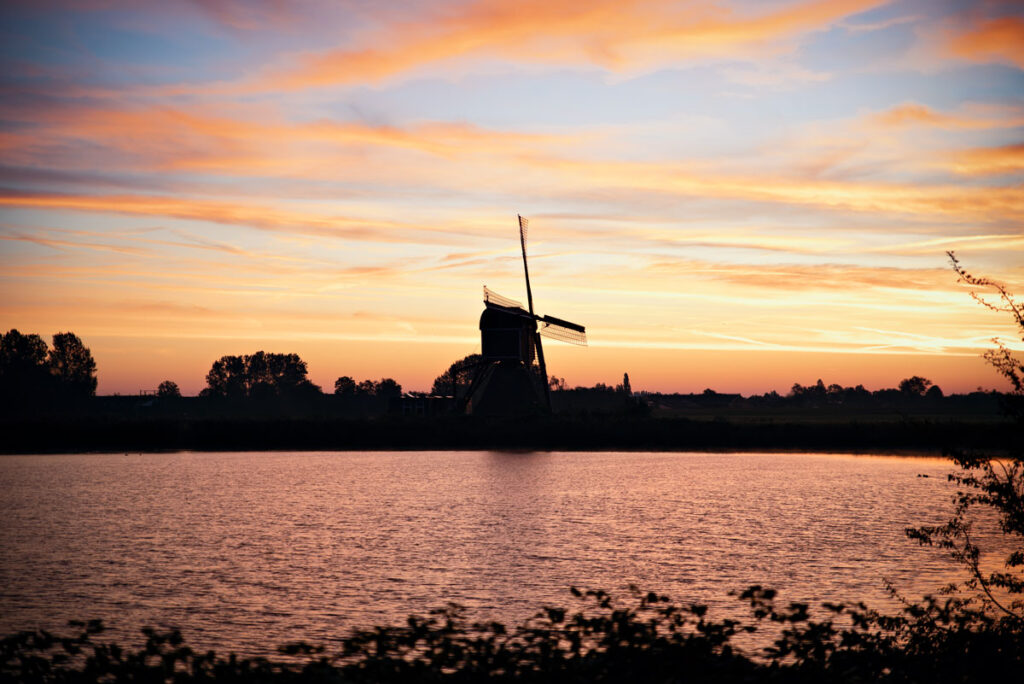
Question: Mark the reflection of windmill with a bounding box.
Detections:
[461,215,587,414]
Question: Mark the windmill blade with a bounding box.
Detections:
[483,286,523,310]
[539,315,587,346]
[518,214,535,315]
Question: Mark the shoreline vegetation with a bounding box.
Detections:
[3,584,1022,683]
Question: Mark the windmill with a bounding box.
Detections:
[460,215,587,414]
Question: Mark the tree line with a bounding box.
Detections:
[0,330,1006,410]
[197,352,403,401]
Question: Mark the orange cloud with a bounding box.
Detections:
[949,142,1024,176]
[872,103,960,128]
[515,155,1024,222]
[869,102,1024,130]
[10,96,1021,226]
[948,16,1024,68]
[0,231,148,256]
[643,259,956,292]
[258,0,885,90]
[4,138,1023,241]
[0,191,449,243]
[869,233,1024,255]
[0,105,570,176]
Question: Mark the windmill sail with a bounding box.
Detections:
[483,286,524,311]
[539,315,587,346]
[518,214,535,316]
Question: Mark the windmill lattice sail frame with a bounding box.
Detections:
[483,286,524,311]
[539,316,587,346]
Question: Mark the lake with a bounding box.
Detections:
[0,451,970,656]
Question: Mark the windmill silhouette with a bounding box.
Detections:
[460,215,587,414]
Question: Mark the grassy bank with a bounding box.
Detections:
[1,412,1014,454]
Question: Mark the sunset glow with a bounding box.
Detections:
[2,0,1022,395]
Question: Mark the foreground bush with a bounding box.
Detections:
[3,584,1022,683]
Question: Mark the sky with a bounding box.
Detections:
[1,0,1022,396]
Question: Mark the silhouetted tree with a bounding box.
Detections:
[898,375,933,396]
[334,376,356,396]
[200,352,320,399]
[48,332,97,398]
[907,252,1023,622]
[0,329,51,401]
[355,379,376,396]
[157,380,181,398]
[201,355,247,398]
[431,354,482,396]
[622,372,632,396]
[248,351,318,399]
[549,375,567,391]
[375,378,402,399]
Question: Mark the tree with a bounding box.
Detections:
[200,352,320,399]
[201,354,247,398]
[907,252,1023,622]
[355,379,376,396]
[374,378,402,399]
[898,375,932,396]
[334,376,356,396]
[0,329,51,400]
[157,380,181,398]
[431,354,482,397]
[48,332,98,398]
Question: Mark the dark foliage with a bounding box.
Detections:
[431,354,483,397]
[156,380,181,399]
[48,332,98,398]
[3,585,1022,683]
[334,376,356,396]
[0,329,50,403]
[898,376,933,396]
[0,329,97,406]
[200,351,321,399]
[334,376,402,399]
[375,378,402,400]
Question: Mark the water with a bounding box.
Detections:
[0,451,970,655]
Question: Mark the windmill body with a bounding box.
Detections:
[461,216,586,415]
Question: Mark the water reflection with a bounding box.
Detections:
[0,451,969,657]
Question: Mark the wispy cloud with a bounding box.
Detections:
[869,102,1024,130]
[947,15,1024,69]
[948,142,1024,176]
[249,0,885,90]
[838,13,917,34]
[0,190,491,245]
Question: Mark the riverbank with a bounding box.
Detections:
[1,413,1013,454]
